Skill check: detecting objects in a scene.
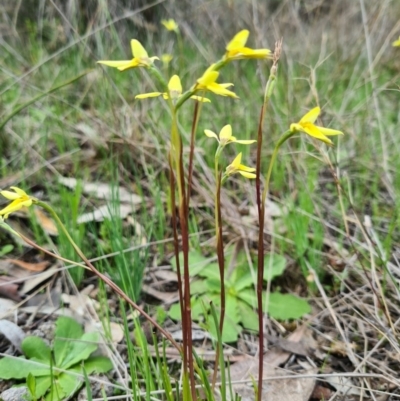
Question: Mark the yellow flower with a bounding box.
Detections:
[224,153,256,179]
[161,19,179,33]
[136,75,210,102]
[225,30,271,61]
[0,187,34,218]
[97,39,159,71]
[290,107,344,145]
[195,65,238,98]
[392,36,400,47]
[204,124,256,146]
[161,53,173,66]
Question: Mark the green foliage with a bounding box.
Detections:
[0,316,112,401]
[169,250,310,342]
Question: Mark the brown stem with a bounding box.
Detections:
[168,153,188,371]
[255,103,267,401]
[186,100,200,213]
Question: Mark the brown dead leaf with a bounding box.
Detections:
[141,284,178,304]
[58,176,142,204]
[0,277,21,302]
[6,259,50,272]
[34,209,58,236]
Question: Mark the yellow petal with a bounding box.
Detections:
[1,190,21,200]
[190,95,211,103]
[226,30,249,51]
[219,125,232,141]
[131,39,148,59]
[204,130,219,140]
[238,171,256,179]
[301,124,333,145]
[392,37,400,47]
[10,187,28,197]
[299,107,320,124]
[237,47,271,58]
[238,164,256,172]
[231,153,242,167]
[197,70,219,86]
[0,198,32,217]
[235,139,257,145]
[168,75,182,97]
[207,83,238,98]
[135,92,163,99]
[316,126,344,136]
[97,60,136,70]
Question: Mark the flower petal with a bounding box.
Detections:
[0,198,32,217]
[231,153,242,167]
[219,125,232,141]
[207,83,238,98]
[197,70,219,86]
[238,164,256,172]
[204,130,219,140]
[299,107,320,124]
[234,139,257,145]
[190,95,211,103]
[97,60,136,70]
[238,171,256,179]
[1,190,21,200]
[131,39,148,59]
[168,75,182,97]
[226,30,249,51]
[301,124,333,145]
[135,92,163,99]
[316,126,344,136]
[10,187,28,197]
[392,37,400,47]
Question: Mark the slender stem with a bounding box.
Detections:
[34,201,181,351]
[211,153,226,392]
[255,65,277,401]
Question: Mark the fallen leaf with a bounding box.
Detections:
[326,376,362,396]
[0,277,21,301]
[6,259,50,272]
[20,265,59,294]
[34,209,58,236]
[0,319,25,351]
[77,203,134,224]
[58,177,142,204]
[0,298,17,318]
[141,284,178,303]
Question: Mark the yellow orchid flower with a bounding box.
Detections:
[204,124,256,146]
[97,39,159,71]
[0,187,34,218]
[161,53,173,66]
[290,107,344,145]
[392,36,400,47]
[161,19,179,33]
[136,75,210,102]
[224,153,256,179]
[195,65,238,98]
[225,30,271,61]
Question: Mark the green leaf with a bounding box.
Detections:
[0,244,13,257]
[198,264,221,280]
[35,376,52,398]
[191,279,207,294]
[264,254,286,281]
[45,378,68,401]
[204,277,221,292]
[60,332,99,369]
[56,372,82,400]
[168,303,182,320]
[82,356,113,374]
[22,336,51,362]
[266,293,311,320]
[234,272,255,291]
[0,356,50,379]
[237,288,259,309]
[26,372,36,397]
[238,301,259,331]
[207,294,242,342]
[170,250,219,277]
[54,317,83,367]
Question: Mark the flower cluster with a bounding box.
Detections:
[0,187,34,219]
